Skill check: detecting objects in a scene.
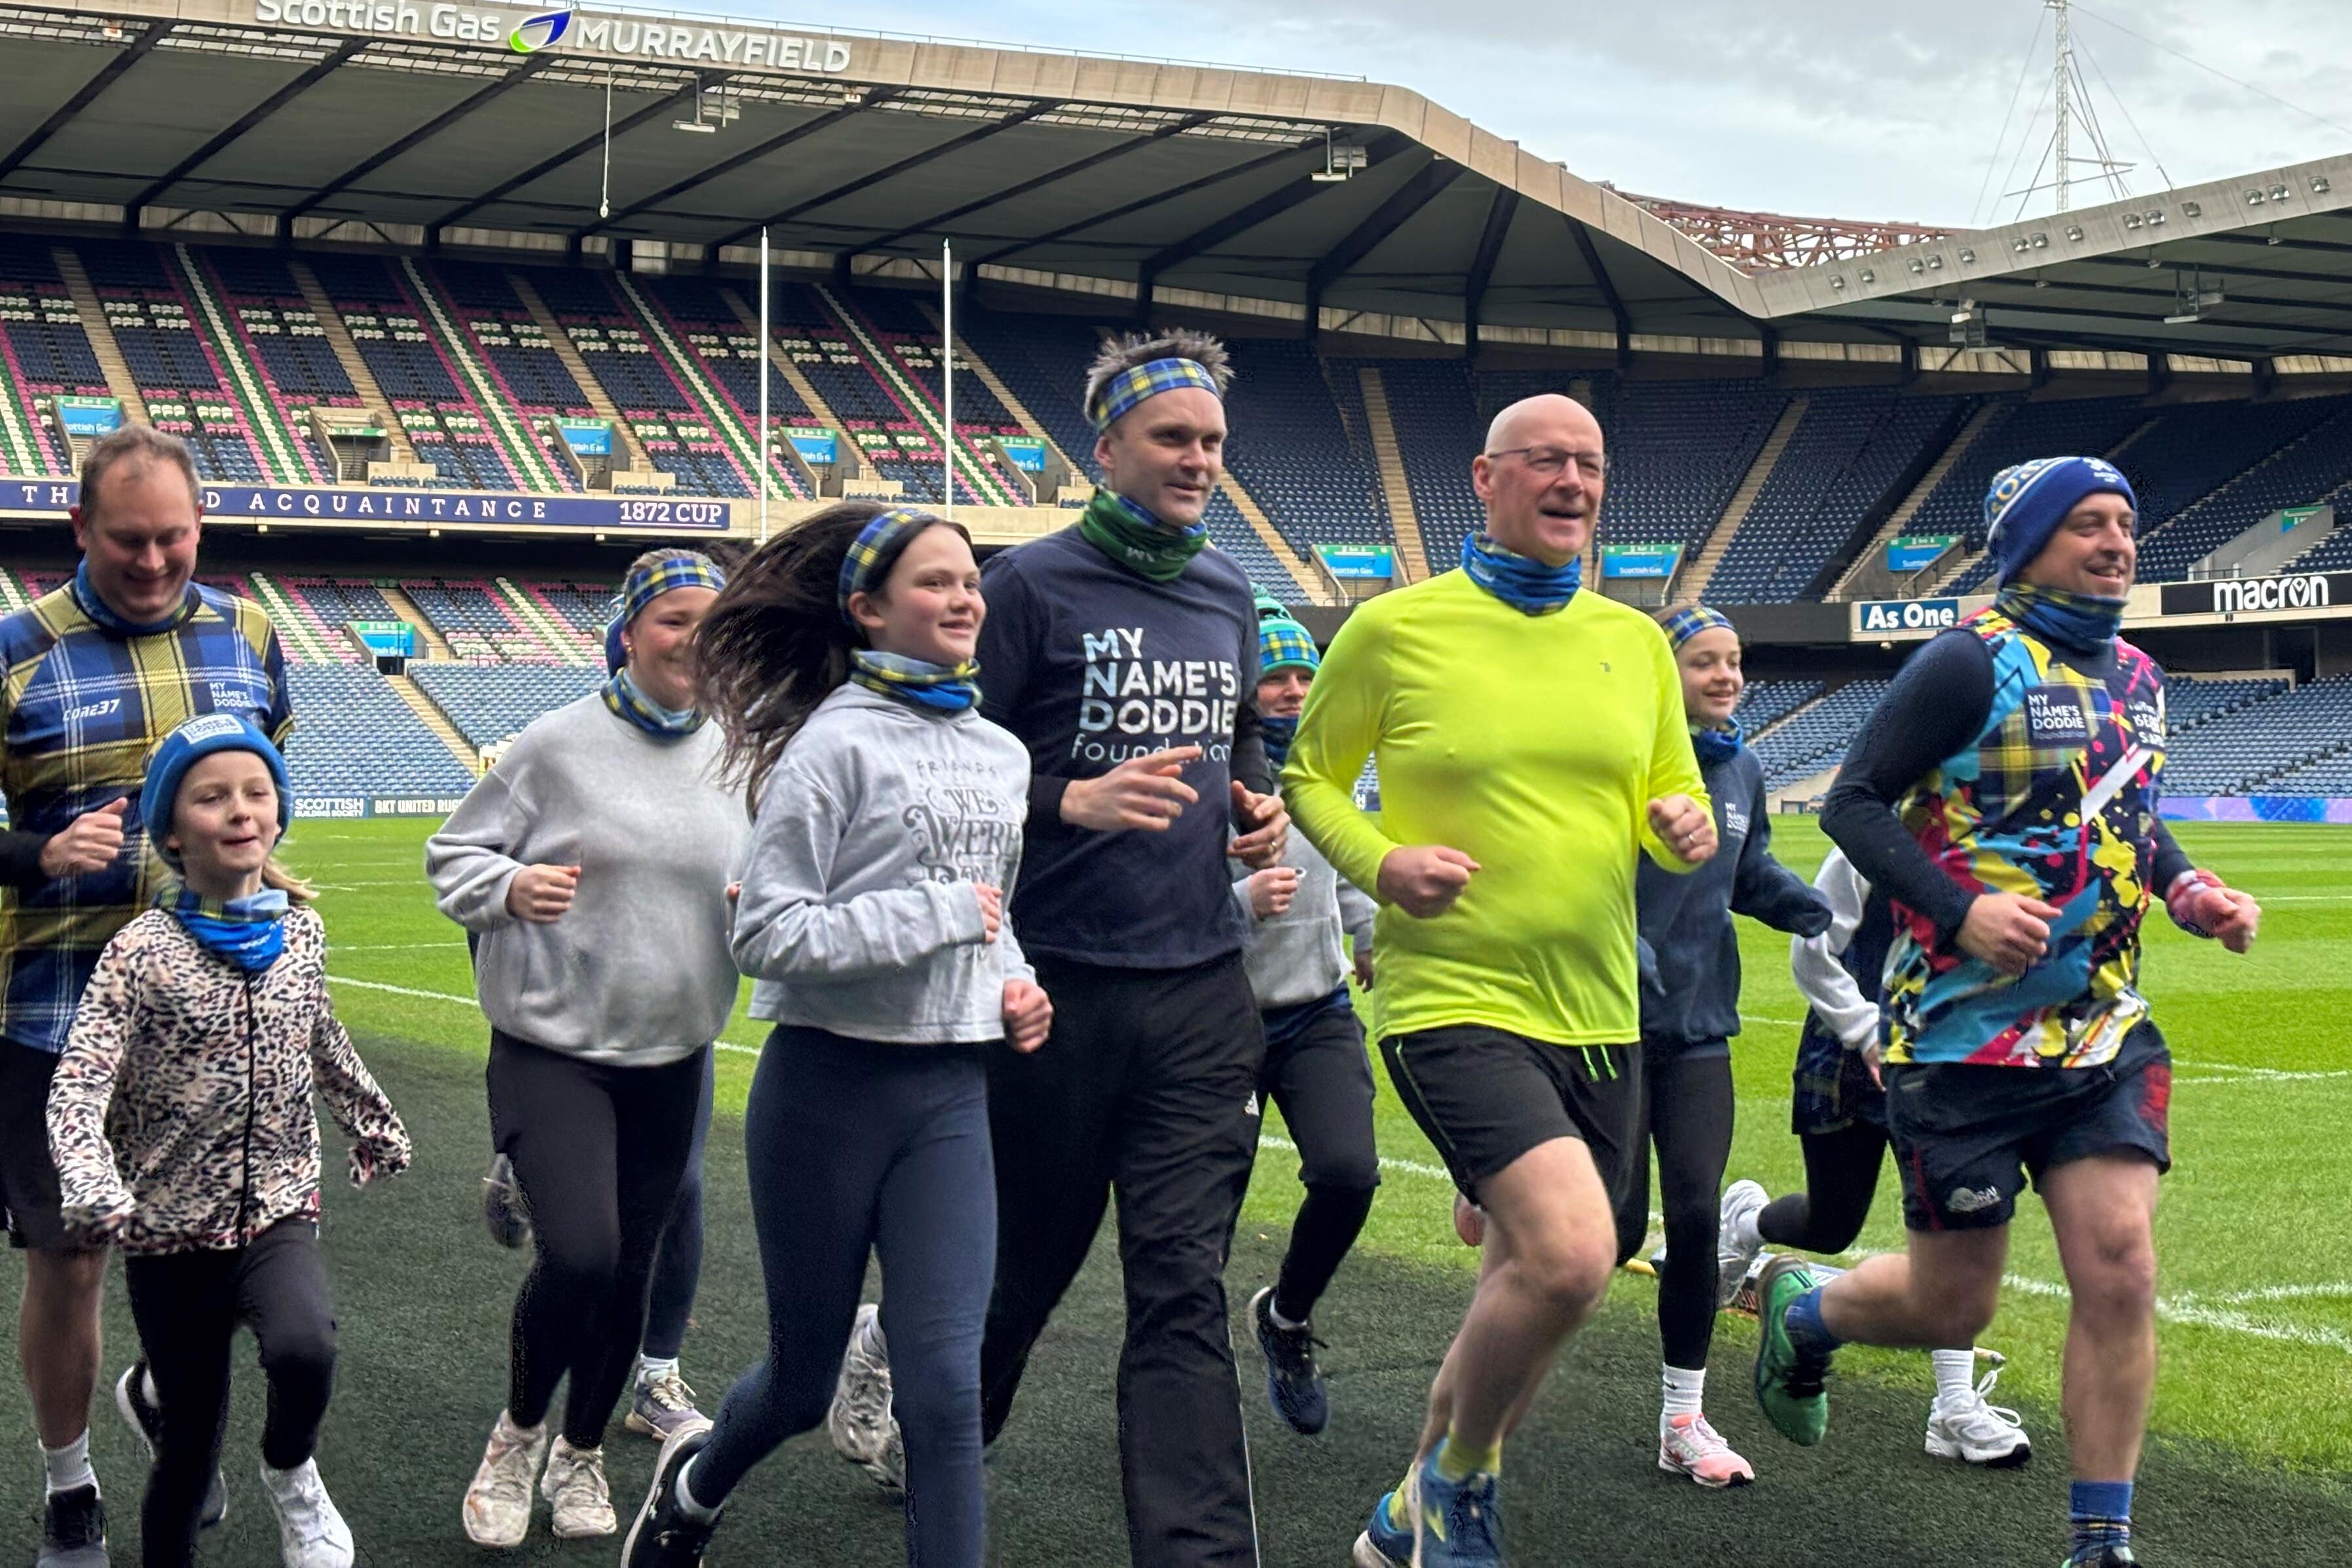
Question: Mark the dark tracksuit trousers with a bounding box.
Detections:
[982,952,1267,1568]
[1258,992,1379,1325]
[124,1217,336,1568]
[690,1027,995,1568]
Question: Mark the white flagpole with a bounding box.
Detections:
[941,236,954,522]
[758,226,771,545]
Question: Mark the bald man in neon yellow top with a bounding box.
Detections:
[1285,394,1715,1568]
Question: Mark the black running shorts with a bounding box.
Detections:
[0,1038,83,1252]
[1380,1025,1640,1207]
[1886,1022,2172,1233]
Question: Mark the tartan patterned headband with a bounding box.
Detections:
[838,508,944,625]
[1658,604,1736,650]
[607,552,726,673]
[1085,357,1222,432]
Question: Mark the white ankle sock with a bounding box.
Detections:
[43,1432,94,1495]
[1931,1349,1976,1404]
[638,1356,680,1385]
[674,1455,721,1523]
[1728,1203,1763,1254]
[1660,1364,1705,1425]
[141,1368,162,1409]
[1267,1299,1309,1333]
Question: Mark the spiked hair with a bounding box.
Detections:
[1083,327,1234,429]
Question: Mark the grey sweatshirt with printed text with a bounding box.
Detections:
[736,682,1036,1045]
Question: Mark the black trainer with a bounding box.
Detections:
[623,1420,720,1568]
[483,1151,532,1249]
[2064,1548,2141,1567]
[115,1364,227,1528]
[1249,1286,1331,1436]
[39,1482,106,1568]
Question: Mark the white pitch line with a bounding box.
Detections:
[321,975,2347,1353]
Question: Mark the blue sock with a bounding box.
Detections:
[2069,1480,2133,1559]
[1782,1286,1842,1358]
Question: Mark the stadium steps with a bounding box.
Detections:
[507,273,660,478]
[286,258,422,468]
[815,284,1015,507]
[385,671,483,775]
[0,568,29,616]
[0,350,45,476]
[491,577,595,667]
[1829,398,2003,597]
[717,285,872,481]
[1766,762,1840,811]
[1679,394,1810,604]
[912,297,1079,494]
[609,272,773,495]
[168,246,317,485]
[396,258,565,493]
[1214,475,1324,602]
[2139,405,2352,565]
[510,579,600,663]
[1356,368,1426,584]
[375,584,455,660]
[50,250,151,426]
[240,573,338,663]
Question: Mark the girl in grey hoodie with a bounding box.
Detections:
[621,503,1048,1568]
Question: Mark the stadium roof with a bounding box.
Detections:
[7,0,2352,363]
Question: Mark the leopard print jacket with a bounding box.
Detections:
[45,905,411,1255]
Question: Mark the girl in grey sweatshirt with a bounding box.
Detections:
[428,550,748,1550]
[620,504,1045,1568]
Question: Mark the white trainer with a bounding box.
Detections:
[827,1303,905,1492]
[461,1411,548,1548]
[1926,1366,2032,1467]
[1658,1412,1756,1488]
[1715,1180,1769,1308]
[259,1458,354,1568]
[540,1437,617,1539]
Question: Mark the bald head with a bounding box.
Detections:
[1471,392,1605,567]
[1485,393,1601,458]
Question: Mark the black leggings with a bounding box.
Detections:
[488,1032,706,1447]
[1261,999,1380,1325]
[1757,1122,1888,1255]
[642,1049,715,1363]
[124,1218,335,1568]
[1612,1048,1735,1372]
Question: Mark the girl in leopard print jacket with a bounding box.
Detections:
[45,900,410,1253]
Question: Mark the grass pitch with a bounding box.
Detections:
[3,816,2345,1565]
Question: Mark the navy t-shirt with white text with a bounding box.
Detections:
[977,526,1271,968]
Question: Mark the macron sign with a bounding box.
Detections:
[251,0,855,70]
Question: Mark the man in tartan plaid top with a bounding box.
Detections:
[0,425,291,1567]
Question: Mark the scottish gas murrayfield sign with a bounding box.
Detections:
[250,0,854,69]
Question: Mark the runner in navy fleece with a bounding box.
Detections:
[829,328,1288,1568]
[1615,605,1827,1488]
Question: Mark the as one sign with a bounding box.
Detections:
[1857,597,1960,633]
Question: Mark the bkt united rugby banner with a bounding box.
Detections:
[0,479,732,532]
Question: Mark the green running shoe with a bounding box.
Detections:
[1751,1254,1831,1446]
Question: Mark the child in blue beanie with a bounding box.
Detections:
[47,712,409,1568]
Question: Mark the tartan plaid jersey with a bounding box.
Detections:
[1880,604,2166,1070]
[0,576,292,1054]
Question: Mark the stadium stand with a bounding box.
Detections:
[2131,400,2352,580]
[1353,359,1482,577]
[827,287,1024,506]
[2157,675,2352,794]
[282,664,474,799]
[185,246,367,482]
[400,579,562,665]
[1749,679,1890,792]
[1214,341,1388,561]
[1922,397,2165,592]
[0,237,95,476]
[307,252,543,492]
[1708,390,1975,603]
[409,663,605,749]
[629,275,813,501]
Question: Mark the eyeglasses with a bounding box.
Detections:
[1484,445,1607,479]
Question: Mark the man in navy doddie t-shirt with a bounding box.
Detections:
[833,327,1288,1568]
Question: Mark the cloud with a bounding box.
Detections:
[748,0,2352,225]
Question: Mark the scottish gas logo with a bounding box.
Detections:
[508,5,570,50]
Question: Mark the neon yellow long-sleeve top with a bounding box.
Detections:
[1282,571,1708,1048]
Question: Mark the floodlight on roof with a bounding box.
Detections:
[1907,258,1925,275]
[1927,255,1945,271]
[1310,128,1368,182]
[2122,213,2142,230]
[2271,184,2291,202]
[1859,268,1875,284]
[2313,176,2332,195]
[2030,231,2049,248]
[1829,276,1846,291]
[1958,248,1976,264]
[2065,225,2083,241]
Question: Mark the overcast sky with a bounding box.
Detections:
[730,0,2352,228]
